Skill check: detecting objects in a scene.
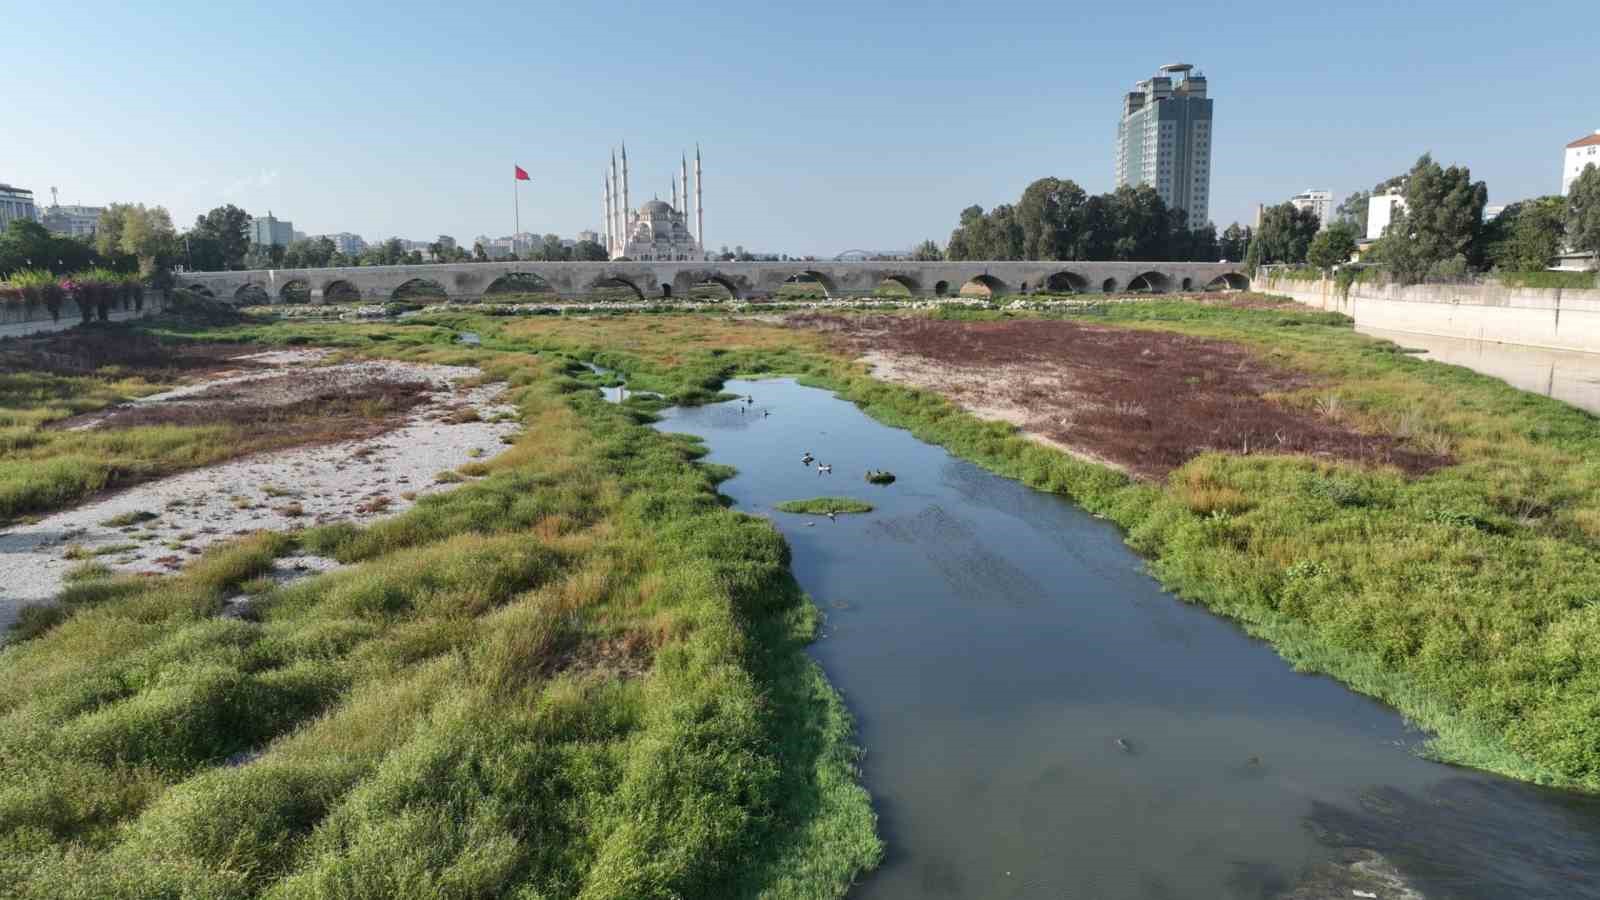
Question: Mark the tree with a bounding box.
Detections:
[1307,220,1360,270]
[1567,163,1600,270]
[244,242,286,269]
[1219,223,1251,261]
[1246,202,1320,268]
[910,239,943,261]
[1482,197,1565,272]
[1336,191,1371,234]
[1376,153,1487,282]
[537,234,568,262]
[283,236,336,269]
[191,205,253,270]
[473,242,489,262]
[0,219,99,277]
[572,239,608,261]
[116,206,177,277]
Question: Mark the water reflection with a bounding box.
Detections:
[1358,327,1600,415]
[651,377,1600,899]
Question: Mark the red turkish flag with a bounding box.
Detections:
[514,165,530,181]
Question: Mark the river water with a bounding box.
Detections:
[645,378,1600,899]
[1357,327,1600,416]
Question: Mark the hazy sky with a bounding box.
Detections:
[8,0,1594,256]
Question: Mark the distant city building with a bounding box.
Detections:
[576,229,600,246]
[1564,130,1600,195]
[249,211,294,247]
[42,203,104,238]
[1289,190,1333,226]
[1483,204,1508,221]
[603,143,706,260]
[436,235,457,252]
[1252,203,1264,230]
[0,183,38,230]
[321,232,367,257]
[1367,191,1407,241]
[291,230,307,243]
[1115,63,1213,230]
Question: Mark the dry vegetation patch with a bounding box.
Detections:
[793,314,1448,479]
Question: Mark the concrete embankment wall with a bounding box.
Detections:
[0,294,167,340]
[1260,275,1600,355]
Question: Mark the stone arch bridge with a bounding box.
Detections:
[176,260,1251,304]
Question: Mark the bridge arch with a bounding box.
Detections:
[588,273,645,301]
[1127,271,1170,293]
[782,270,837,300]
[1205,272,1251,291]
[677,272,741,301]
[185,283,215,297]
[279,279,311,304]
[934,280,950,297]
[391,278,447,301]
[1180,277,1194,292]
[1101,277,1118,293]
[1045,271,1089,293]
[959,274,1007,298]
[233,284,268,304]
[485,272,554,295]
[322,279,360,302]
[875,274,918,296]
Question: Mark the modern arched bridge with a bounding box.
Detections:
[176,260,1252,304]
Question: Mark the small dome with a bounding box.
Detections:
[641,200,672,215]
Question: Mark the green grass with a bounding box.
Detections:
[774,498,874,515]
[0,340,880,897]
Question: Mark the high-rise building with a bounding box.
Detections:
[0,183,38,230]
[250,211,295,247]
[1115,63,1213,230]
[1564,130,1600,195]
[321,232,367,257]
[1289,190,1333,227]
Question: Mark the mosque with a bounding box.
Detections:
[604,143,706,261]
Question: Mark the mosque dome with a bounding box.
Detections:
[642,200,672,215]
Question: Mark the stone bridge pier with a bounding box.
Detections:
[174,260,1252,304]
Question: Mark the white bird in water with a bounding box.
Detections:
[817,463,832,475]
[801,452,814,465]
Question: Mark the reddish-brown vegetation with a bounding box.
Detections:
[793,314,1449,479]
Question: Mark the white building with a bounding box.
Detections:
[1366,191,1407,241]
[604,143,706,261]
[576,229,600,246]
[1564,131,1600,195]
[0,183,38,230]
[321,232,367,257]
[1289,190,1332,227]
[1115,63,1213,230]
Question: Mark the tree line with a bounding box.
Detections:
[933,180,1250,264]
[1249,154,1600,282]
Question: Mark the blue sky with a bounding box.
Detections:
[8,0,1594,256]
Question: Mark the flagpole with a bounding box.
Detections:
[513,176,521,254]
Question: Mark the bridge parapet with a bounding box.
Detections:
[174,261,1252,304]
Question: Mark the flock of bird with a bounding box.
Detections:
[737,394,770,418]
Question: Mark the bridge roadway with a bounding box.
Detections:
[177,260,1252,303]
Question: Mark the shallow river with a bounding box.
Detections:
[648,378,1600,899]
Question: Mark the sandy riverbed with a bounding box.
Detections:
[0,353,519,632]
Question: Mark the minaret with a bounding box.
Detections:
[603,170,613,256]
[681,152,690,245]
[621,141,630,253]
[672,175,679,218]
[610,149,621,258]
[694,145,704,258]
